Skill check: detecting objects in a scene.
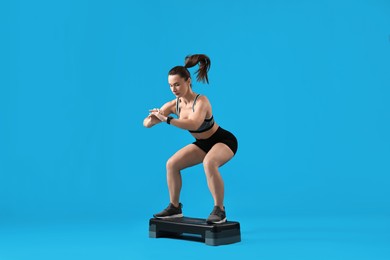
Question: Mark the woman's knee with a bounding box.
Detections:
[203,157,219,173]
[166,156,180,172]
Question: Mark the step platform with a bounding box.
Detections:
[149,217,241,246]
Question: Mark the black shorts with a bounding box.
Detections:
[193,127,238,155]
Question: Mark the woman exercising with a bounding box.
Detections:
[143,54,238,224]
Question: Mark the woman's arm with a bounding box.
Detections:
[143,100,176,128]
[143,114,161,128]
[150,96,210,131]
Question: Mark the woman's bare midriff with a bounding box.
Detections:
[190,123,219,140]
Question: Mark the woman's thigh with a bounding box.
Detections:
[203,143,235,168]
[167,144,206,171]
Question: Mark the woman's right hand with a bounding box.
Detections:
[143,100,175,128]
[149,108,168,122]
[143,108,163,128]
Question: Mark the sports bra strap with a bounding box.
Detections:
[192,94,201,112]
[175,97,180,117]
[176,94,201,116]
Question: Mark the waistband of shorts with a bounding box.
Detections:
[195,126,223,141]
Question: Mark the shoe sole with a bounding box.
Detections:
[154,213,183,219]
[207,217,227,224]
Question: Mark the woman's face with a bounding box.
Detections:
[168,74,191,97]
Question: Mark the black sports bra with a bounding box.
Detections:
[176,94,215,133]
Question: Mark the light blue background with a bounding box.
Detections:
[1,0,389,259]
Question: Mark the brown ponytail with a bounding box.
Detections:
[184,54,211,84]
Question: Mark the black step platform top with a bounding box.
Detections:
[150,217,239,230]
[149,217,241,246]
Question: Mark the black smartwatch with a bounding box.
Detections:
[166,116,173,124]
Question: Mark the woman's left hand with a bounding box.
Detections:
[149,108,167,122]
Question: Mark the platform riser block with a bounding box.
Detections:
[149,217,241,246]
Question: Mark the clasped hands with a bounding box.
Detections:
[148,108,167,122]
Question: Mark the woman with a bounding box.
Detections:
[143,54,238,224]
